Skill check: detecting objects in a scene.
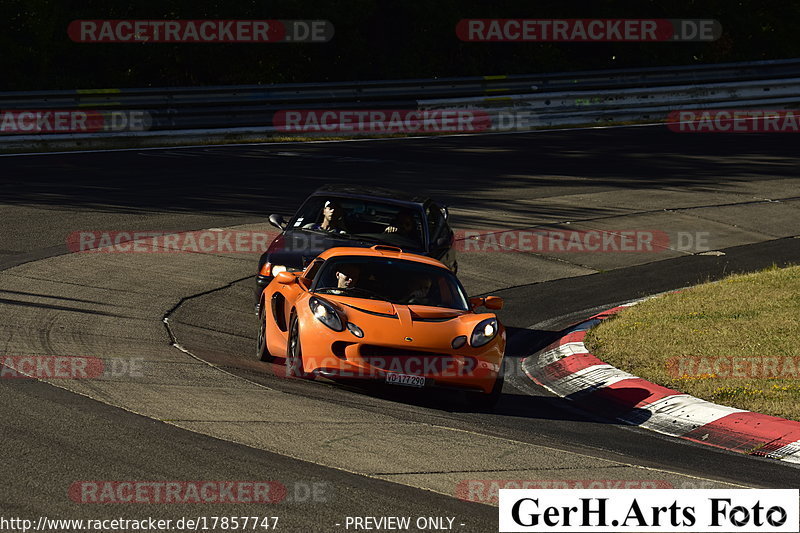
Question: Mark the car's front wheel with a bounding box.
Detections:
[287,313,315,379]
[256,308,271,362]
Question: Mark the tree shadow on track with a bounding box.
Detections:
[0,296,130,317]
[2,129,799,221]
[504,325,559,360]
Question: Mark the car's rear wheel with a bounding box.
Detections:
[465,370,504,411]
[256,307,271,361]
[287,313,315,379]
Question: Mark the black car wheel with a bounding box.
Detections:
[287,313,315,379]
[256,308,271,361]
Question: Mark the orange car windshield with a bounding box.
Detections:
[313,256,468,311]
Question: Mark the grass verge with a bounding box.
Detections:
[585,264,800,420]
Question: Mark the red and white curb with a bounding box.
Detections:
[522,302,800,464]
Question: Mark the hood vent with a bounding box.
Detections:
[341,303,398,318]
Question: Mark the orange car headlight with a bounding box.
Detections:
[470,318,498,347]
[309,297,345,332]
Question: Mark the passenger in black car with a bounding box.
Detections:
[384,211,417,237]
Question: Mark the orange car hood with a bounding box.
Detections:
[319,294,477,332]
[322,295,462,316]
[321,295,396,316]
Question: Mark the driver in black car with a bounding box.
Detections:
[304,200,347,234]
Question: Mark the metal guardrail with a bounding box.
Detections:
[2,58,800,150]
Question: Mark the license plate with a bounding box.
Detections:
[385,373,426,388]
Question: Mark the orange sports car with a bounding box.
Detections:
[255,245,506,408]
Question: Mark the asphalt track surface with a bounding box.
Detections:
[2,126,800,531]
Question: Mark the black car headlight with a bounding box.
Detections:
[309,297,345,332]
[470,318,498,347]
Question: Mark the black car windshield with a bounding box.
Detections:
[289,196,425,251]
[313,256,468,311]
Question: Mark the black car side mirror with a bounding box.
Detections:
[269,214,287,230]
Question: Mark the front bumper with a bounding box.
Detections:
[301,332,504,394]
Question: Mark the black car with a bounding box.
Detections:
[255,185,456,312]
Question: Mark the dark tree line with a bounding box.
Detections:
[0,0,796,90]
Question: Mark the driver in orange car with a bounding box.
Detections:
[335,264,360,289]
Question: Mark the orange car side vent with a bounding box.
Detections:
[371,245,403,253]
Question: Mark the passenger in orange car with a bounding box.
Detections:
[407,275,433,305]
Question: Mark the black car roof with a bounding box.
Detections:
[312,184,431,206]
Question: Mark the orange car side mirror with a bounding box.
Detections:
[484,296,504,310]
[470,296,504,310]
[469,297,485,309]
[275,271,296,284]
